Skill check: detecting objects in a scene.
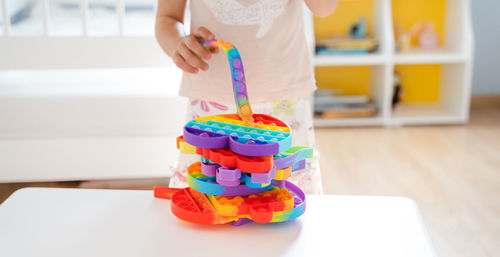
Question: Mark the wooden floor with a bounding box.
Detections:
[1,97,499,257]
[316,97,500,257]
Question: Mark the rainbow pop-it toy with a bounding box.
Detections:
[154,39,312,225]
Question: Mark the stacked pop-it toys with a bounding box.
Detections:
[154,39,312,225]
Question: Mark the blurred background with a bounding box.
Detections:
[0,1,499,257]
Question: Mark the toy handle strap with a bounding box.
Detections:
[153,186,181,200]
[203,39,254,125]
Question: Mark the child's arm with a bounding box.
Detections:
[304,0,338,17]
[155,0,218,74]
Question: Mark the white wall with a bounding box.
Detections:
[471,0,500,95]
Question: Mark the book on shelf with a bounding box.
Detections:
[314,94,369,105]
[314,90,376,119]
[315,37,379,56]
[315,103,377,119]
[314,89,369,104]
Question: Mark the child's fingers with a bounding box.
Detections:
[203,44,219,54]
[179,44,209,71]
[196,26,215,41]
[185,35,211,60]
[172,52,198,74]
[196,27,219,53]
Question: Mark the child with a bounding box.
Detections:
[156,0,337,194]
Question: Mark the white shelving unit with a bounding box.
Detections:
[307,0,474,127]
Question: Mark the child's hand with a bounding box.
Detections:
[172,27,218,74]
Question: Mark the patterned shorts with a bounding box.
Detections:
[169,96,323,194]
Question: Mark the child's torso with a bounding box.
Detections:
[180,0,315,103]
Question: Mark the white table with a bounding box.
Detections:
[0,188,437,257]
